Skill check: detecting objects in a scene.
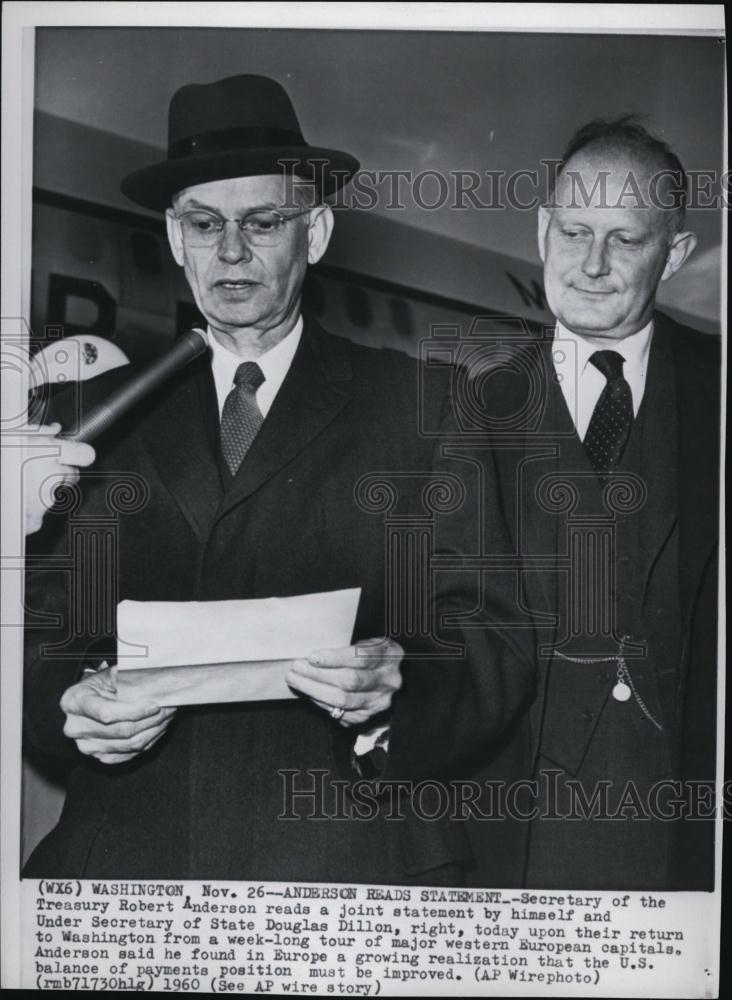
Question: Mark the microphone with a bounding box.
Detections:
[61,328,209,443]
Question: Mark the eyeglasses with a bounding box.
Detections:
[174,207,312,247]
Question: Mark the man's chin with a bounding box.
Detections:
[555,305,625,339]
[204,306,259,332]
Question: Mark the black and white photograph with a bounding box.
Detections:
[1,3,726,995]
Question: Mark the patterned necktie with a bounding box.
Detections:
[220,361,265,475]
[583,350,633,476]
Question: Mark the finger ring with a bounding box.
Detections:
[330,706,345,721]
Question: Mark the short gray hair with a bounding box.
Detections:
[551,114,688,234]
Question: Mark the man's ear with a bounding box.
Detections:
[661,231,697,282]
[307,205,334,265]
[165,208,185,267]
[537,205,551,264]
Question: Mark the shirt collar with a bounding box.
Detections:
[555,319,654,378]
[207,316,303,417]
[208,316,303,384]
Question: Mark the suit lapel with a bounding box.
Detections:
[216,319,354,518]
[135,354,224,541]
[637,325,678,589]
[518,337,572,623]
[494,335,566,768]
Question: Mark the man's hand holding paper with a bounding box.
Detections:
[113,588,369,711]
[61,665,176,765]
[287,636,403,727]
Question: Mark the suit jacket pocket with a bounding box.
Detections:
[538,658,613,776]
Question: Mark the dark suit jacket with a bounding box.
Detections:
[465,311,720,889]
[23,317,535,884]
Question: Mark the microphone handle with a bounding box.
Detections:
[61,328,209,444]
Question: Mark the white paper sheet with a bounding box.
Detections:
[114,587,361,706]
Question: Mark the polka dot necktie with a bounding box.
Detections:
[220,361,265,476]
[583,350,633,476]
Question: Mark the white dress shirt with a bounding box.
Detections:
[208,317,303,418]
[552,321,654,440]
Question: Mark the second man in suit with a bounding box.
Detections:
[467,116,720,890]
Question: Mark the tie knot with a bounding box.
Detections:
[233,361,265,391]
[590,350,625,382]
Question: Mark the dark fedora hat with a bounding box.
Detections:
[121,74,359,211]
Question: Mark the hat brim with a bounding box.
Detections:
[121,146,359,211]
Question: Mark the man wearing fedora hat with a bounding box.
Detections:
[23,75,534,883]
